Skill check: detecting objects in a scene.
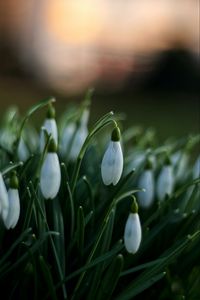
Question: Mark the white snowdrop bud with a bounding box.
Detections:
[0,172,9,222]
[124,198,142,254]
[137,160,154,208]
[101,127,123,186]
[60,109,89,160]
[172,151,189,182]
[40,104,58,152]
[193,155,200,179]
[69,124,88,161]
[60,123,76,156]
[40,138,61,199]
[69,109,89,161]
[17,137,29,161]
[4,172,20,229]
[157,156,174,201]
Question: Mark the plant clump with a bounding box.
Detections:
[0,91,199,300]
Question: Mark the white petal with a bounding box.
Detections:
[156,165,174,201]
[40,153,61,199]
[124,213,142,254]
[4,189,20,229]
[101,142,115,185]
[60,124,76,156]
[40,119,58,151]
[171,151,181,166]
[17,137,29,161]
[69,126,88,161]
[81,109,89,126]
[138,170,154,208]
[131,152,145,170]
[101,141,123,185]
[175,152,189,182]
[0,172,9,221]
[193,156,200,179]
[112,142,123,185]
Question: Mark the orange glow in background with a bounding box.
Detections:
[0,0,199,93]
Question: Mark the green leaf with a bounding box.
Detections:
[76,206,85,259]
[116,231,200,300]
[52,199,66,275]
[0,231,59,279]
[116,272,166,300]
[0,228,32,268]
[66,181,75,239]
[87,209,116,300]
[56,242,123,285]
[29,182,67,299]
[96,254,124,300]
[39,255,58,300]
[120,258,166,276]
[1,161,23,175]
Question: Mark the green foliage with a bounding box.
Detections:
[0,93,199,300]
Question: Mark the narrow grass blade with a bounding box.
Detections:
[39,255,58,300]
[96,254,124,300]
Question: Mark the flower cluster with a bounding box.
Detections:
[0,98,199,300]
[0,99,199,255]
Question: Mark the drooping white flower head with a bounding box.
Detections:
[62,109,89,161]
[124,198,142,254]
[0,172,9,222]
[193,155,200,179]
[101,127,123,185]
[172,151,189,182]
[156,156,174,201]
[4,172,20,229]
[137,160,154,208]
[60,123,76,157]
[17,137,29,162]
[70,126,88,161]
[40,103,58,152]
[40,138,61,199]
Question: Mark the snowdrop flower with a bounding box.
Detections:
[101,127,123,185]
[69,118,88,161]
[61,109,89,160]
[17,137,29,161]
[172,151,189,182]
[0,172,9,223]
[60,123,76,157]
[193,155,200,179]
[126,150,156,175]
[127,151,145,173]
[156,156,174,201]
[124,197,142,254]
[180,155,200,212]
[40,138,61,199]
[4,172,20,229]
[137,159,154,208]
[40,103,58,152]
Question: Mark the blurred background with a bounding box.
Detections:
[0,0,199,139]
